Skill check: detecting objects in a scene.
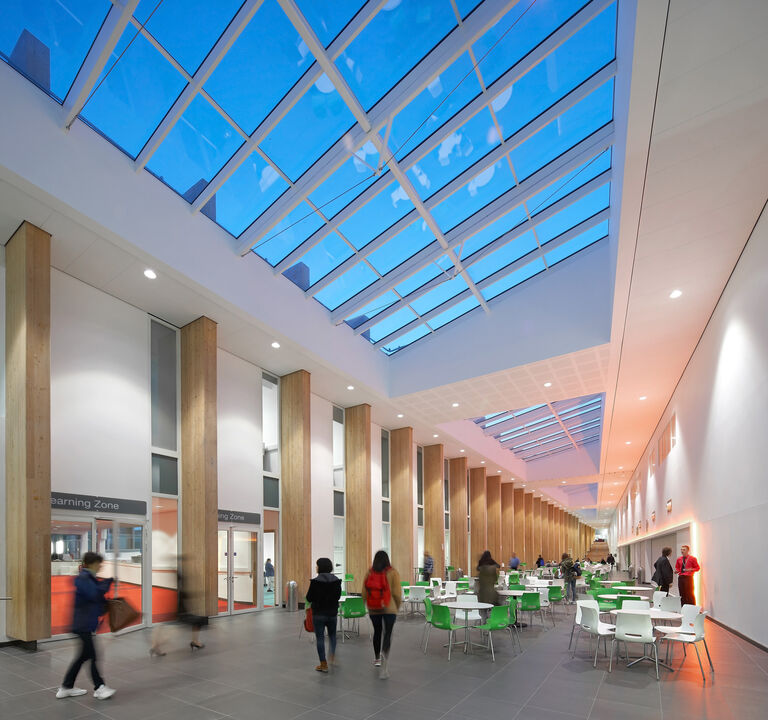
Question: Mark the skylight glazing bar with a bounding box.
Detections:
[235,0,519,254]
[62,0,141,129]
[133,0,265,171]
[191,0,386,216]
[329,125,613,323]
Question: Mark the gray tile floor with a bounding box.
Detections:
[1,599,767,720]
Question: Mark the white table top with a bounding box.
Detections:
[600,594,650,601]
[443,601,493,611]
[613,586,652,592]
[610,608,682,621]
[497,589,524,597]
[599,580,623,586]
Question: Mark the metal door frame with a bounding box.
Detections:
[217,523,262,615]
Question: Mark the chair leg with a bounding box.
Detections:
[448,629,453,661]
[423,623,432,653]
[703,639,714,671]
[609,638,615,672]
[653,642,659,681]
[489,631,495,662]
[568,622,576,650]
[683,643,687,657]
[571,628,580,659]
[694,643,705,682]
[593,636,600,668]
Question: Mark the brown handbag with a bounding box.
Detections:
[105,597,141,633]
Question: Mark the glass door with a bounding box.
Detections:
[217,525,261,615]
[51,520,92,635]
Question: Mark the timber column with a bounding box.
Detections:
[501,483,515,567]
[345,404,371,593]
[390,427,414,582]
[469,467,487,568]
[449,457,468,574]
[486,475,501,563]
[424,444,445,579]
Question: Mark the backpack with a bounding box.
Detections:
[574,562,582,577]
[364,569,391,610]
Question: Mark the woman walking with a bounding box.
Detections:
[477,551,500,616]
[362,550,402,679]
[305,558,342,673]
[56,552,116,701]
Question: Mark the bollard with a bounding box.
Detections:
[285,580,298,612]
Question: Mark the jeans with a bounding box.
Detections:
[370,614,396,658]
[62,632,104,690]
[312,614,337,663]
[566,579,577,602]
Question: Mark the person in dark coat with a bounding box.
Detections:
[57,552,115,701]
[305,558,342,673]
[652,547,674,593]
[477,551,500,616]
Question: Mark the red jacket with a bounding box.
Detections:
[675,555,700,576]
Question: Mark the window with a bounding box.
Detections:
[262,373,280,475]
[151,454,178,495]
[264,476,280,509]
[381,429,391,555]
[333,490,345,517]
[443,460,450,568]
[333,406,345,576]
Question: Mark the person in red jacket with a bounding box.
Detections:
[674,545,700,606]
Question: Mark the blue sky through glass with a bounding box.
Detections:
[294,0,365,48]
[367,221,435,276]
[253,202,324,267]
[339,182,414,251]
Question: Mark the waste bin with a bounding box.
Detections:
[285,580,298,612]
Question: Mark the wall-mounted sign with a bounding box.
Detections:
[218,509,261,525]
[51,492,147,515]
[666,499,672,514]
[651,511,656,522]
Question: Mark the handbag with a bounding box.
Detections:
[105,597,141,633]
[303,606,314,632]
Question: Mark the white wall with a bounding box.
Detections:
[611,204,768,646]
[51,270,151,501]
[217,349,263,515]
[310,393,334,564]
[0,253,6,641]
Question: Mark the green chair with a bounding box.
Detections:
[548,585,565,615]
[614,595,637,609]
[427,604,466,660]
[344,573,354,594]
[415,580,430,587]
[520,591,545,627]
[508,571,520,585]
[593,588,618,613]
[446,565,455,580]
[509,583,526,591]
[472,606,510,662]
[421,596,435,652]
[506,599,522,652]
[340,596,366,642]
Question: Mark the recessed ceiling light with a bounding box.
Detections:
[433,434,439,438]
[543,382,552,388]
[639,396,647,401]
[669,289,682,299]
[562,481,567,484]
[451,402,460,408]
[143,268,157,280]
[346,385,354,390]
[396,413,404,418]
[460,449,465,453]
[497,470,501,473]
[618,466,623,469]
[625,441,632,445]
[480,460,485,464]
[271,341,280,349]
[521,484,525,487]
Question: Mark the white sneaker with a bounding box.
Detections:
[94,685,116,700]
[379,653,389,679]
[373,657,381,666]
[56,687,87,699]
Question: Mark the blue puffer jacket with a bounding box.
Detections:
[71,570,112,633]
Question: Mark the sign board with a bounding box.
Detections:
[218,509,261,525]
[51,492,147,516]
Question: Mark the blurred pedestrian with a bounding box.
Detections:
[477,551,500,616]
[305,557,342,673]
[422,551,433,583]
[363,550,402,679]
[265,558,275,592]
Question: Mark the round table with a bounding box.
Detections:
[497,589,524,597]
[609,608,682,622]
[442,601,493,654]
[613,585,652,592]
[599,580,622,586]
[600,594,650,602]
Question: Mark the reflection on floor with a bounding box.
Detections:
[4,597,767,719]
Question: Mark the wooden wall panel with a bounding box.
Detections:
[524,493,534,567]
[513,488,525,569]
[486,476,501,564]
[540,501,549,563]
[390,427,413,583]
[469,467,487,569]
[345,404,371,593]
[501,483,515,568]
[424,445,445,579]
[181,316,218,616]
[449,457,468,574]
[547,503,555,563]
[532,497,542,565]
[5,222,51,641]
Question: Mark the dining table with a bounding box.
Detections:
[442,600,493,654]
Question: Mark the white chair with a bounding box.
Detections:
[655,604,701,638]
[443,580,458,600]
[622,600,650,611]
[454,593,482,625]
[652,591,666,609]
[609,612,660,680]
[431,577,443,595]
[538,588,555,626]
[570,599,599,650]
[660,595,682,613]
[658,611,713,681]
[571,605,615,668]
[408,585,427,615]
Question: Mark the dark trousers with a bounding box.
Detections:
[659,582,670,593]
[62,632,104,690]
[312,614,337,663]
[566,579,577,601]
[678,575,696,606]
[423,573,431,583]
[370,613,396,658]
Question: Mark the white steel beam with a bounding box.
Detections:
[191,0,387,215]
[134,0,264,170]
[370,209,609,348]
[329,124,613,323]
[62,0,140,129]
[352,173,611,335]
[306,63,616,290]
[235,0,520,254]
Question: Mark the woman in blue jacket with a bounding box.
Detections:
[57,552,116,700]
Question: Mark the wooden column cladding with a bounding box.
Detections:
[524,493,534,567]
[541,501,550,562]
[469,467,486,568]
[557,508,565,557]
[279,370,312,602]
[513,488,525,567]
[390,427,413,581]
[181,316,218,616]
[449,457,468,574]
[345,404,371,593]
[486,475,501,564]
[501,483,515,567]
[532,496,542,564]
[424,444,445,580]
[5,222,51,642]
[548,504,555,561]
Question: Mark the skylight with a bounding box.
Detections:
[1,0,621,355]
